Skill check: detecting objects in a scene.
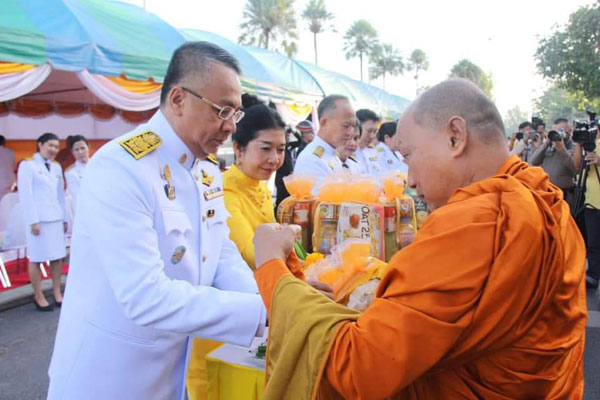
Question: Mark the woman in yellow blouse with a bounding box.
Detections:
[223,95,286,269]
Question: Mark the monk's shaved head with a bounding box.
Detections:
[408,78,506,144]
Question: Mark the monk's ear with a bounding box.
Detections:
[446,116,468,158]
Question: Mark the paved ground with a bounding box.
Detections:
[0,290,599,400]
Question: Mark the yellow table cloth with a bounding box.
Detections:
[206,342,266,400]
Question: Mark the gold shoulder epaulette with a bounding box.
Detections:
[313,146,324,158]
[376,146,384,152]
[51,159,60,164]
[119,130,162,160]
[24,157,33,161]
[206,154,218,165]
[65,164,75,172]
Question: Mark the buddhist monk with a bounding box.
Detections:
[252,78,588,399]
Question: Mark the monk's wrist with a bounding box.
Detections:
[255,259,292,312]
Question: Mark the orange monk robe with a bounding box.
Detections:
[256,155,588,399]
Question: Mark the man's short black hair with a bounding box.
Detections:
[356,109,380,124]
[554,118,568,125]
[518,121,532,130]
[160,41,241,105]
[0,135,5,146]
[318,95,349,119]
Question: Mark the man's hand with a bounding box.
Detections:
[307,279,335,300]
[31,223,40,236]
[254,223,301,268]
[585,152,599,165]
[554,139,566,151]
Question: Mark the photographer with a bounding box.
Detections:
[530,120,577,202]
[509,121,532,154]
[573,137,600,290]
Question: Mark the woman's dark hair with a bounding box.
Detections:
[37,132,59,151]
[355,118,362,136]
[67,135,89,150]
[232,94,286,149]
[377,122,397,142]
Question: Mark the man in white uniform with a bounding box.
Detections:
[355,109,383,176]
[294,95,356,189]
[0,135,15,199]
[376,121,408,173]
[48,42,266,400]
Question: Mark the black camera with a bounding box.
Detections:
[572,110,598,151]
[548,128,566,142]
[516,131,524,140]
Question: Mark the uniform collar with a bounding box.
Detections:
[34,152,50,165]
[151,110,196,170]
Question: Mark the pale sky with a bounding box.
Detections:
[125,0,593,117]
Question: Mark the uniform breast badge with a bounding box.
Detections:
[170,245,186,264]
[162,164,176,200]
[201,170,214,187]
[204,187,224,201]
[207,209,216,218]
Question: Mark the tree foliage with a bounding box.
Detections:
[449,59,493,96]
[534,84,600,124]
[238,0,298,57]
[503,105,530,136]
[302,0,335,65]
[535,4,600,101]
[343,19,378,81]
[408,49,430,96]
[370,44,404,90]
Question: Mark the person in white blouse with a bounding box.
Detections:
[65,135,89,213]
[17,133,67,311]
[376,121,409,173]
[337,120,366,174]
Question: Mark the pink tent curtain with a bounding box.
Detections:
[76,70,160,111]
[0,63,52,102]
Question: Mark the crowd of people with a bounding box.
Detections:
[0,40,593,399]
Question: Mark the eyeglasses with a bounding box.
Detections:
[181,87,245,123]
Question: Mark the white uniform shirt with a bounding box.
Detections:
[376,142,408,173]
[48,110,266,400]
[340,155,366,174]
[355,145,384,176]
[17,153,65,226]
[65,160,86,209]
[0,145,15,198]
[294,135,343,193]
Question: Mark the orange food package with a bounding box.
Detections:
[304,240,387,303]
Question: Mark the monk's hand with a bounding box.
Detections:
[307,279,334,300]
[254,223,301,268]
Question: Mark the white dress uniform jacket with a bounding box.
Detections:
[17,153,65,226]
[65,160,86,209]
[340,155,366,174]
[376,142,408,173]
[356,145,384,176]
[48,111,265,400]
[0,145,15,198]
[294,135,343,193]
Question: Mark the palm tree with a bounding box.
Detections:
[302,0,334,65]
[449,59,493,96]
[369,44,404,90]
[238,0,298,53]
[343,19,378,81]
[407,49,429,95]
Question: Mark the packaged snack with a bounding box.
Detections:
[283,174,316,199]
[337,203,385,260]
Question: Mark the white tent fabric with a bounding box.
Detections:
[0,64,52,102]
[76,70,160,111]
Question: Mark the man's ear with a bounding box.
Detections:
[168,86,185,117]
[445,116,468,158]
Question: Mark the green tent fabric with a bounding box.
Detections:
[0,0,185,81]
